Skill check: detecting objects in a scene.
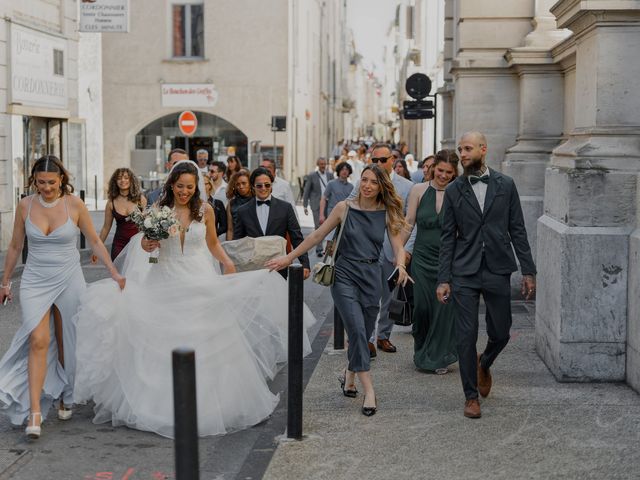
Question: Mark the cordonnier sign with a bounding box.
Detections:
[161,84,219,108]
[10,24,67,110]
[80,0,130,33]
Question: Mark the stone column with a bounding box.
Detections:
[503,0,571,259]
[438,0,455,151]
[535,1,640,383]
[450,0,534,170]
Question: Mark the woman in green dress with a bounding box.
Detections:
[403,150,459,373]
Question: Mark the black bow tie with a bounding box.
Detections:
[257,200,271,206]
[469,175,489,185]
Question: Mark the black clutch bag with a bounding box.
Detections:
[388,286,412,326]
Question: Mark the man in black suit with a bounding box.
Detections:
[437,131,536,419]
[146,148,188,205]
[302,157,333,256]
[234,167,310,279]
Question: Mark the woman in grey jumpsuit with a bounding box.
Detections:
[0,156,124,439]
[267,164,411,416]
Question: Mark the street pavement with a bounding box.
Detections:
[264,303,640,480]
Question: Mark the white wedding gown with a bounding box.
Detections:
[73,219,314,438]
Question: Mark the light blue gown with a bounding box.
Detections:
[0,195,86,425]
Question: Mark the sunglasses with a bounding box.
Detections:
[371,155,392,164]
[254,183,272,189]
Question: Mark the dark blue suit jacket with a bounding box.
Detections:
[437,168,536,283]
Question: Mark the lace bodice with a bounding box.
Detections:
[159,220,208,260]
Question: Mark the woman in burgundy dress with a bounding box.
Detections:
[94,168,147,261]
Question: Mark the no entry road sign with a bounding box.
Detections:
[178,111,198,136]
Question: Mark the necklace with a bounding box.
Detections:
[38,194,61,209]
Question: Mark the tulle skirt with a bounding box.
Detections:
[74,259,312,438]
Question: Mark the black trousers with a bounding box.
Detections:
[452,261,512,400]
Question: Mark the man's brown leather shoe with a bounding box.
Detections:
[377,339,397,353]
[368,342,377,358]
[464,398,481,418]
[477,354,492,397]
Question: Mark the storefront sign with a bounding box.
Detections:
[10,24,67,109]
[161,84,218,108]
[80,0,130,33]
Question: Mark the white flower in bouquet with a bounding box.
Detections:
[128,206,181,263]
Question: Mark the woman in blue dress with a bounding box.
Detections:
[0,156,124,439]
[267,164,411,416]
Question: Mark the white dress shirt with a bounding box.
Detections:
[256,195,272,235]
[212,181,228,207]
[271,176,298,219]
[470,167,490,213]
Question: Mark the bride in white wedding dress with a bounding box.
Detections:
[73,160,314,438]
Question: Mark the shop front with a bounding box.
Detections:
[131,111,248,178]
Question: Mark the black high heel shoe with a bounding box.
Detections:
[361,395,377,416]
[338,370,358,398]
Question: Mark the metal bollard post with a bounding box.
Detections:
[79,190,86,249]
[287,264,304,440]
[172,348,199,480]
[20,194,28,264]
[333,307,345,350]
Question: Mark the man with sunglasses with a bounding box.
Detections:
[208,161,228,206]
[348,143,415,356]
[233,167,310,280]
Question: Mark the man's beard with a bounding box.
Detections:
[463,155,484,176]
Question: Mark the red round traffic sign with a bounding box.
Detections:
[178,111,198,136]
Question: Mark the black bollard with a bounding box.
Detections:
[79,190,86,249]
[333,306,345,350]
[20,194,28,264]
[287,264,304,440]
[172,348,199,480]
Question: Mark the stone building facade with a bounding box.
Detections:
[436,0,640,390]
[0,1,84,250]
[100,0,352,190]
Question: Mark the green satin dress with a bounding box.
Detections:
[412,186,458,371]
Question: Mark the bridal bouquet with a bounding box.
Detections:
[128,206,181,263]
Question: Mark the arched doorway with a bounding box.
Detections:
[132,111,248,174]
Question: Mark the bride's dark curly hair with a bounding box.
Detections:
[159,162,203,221]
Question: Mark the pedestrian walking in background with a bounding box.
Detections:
[349,143,415,356]
[195,149,209,174]
[405,153,418,173]
[260,158,297,213]
[207,161,228,206]
[403,150,459,374]
[393,158,412,180]
[436,131,536,419]
[412,155,435,184]
[93,168,147,262]
[0,156,125,439]
[267,164,412,417]
[233,167,309,279]
[225,170,253,240]
[203,175,228,238]
[224,155,242,183]
[320,162,354,223]
[146,149,188,205]
[303,157,333,256]
[347,150,364,180]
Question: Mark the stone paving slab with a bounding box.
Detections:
[264,308,640,480]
